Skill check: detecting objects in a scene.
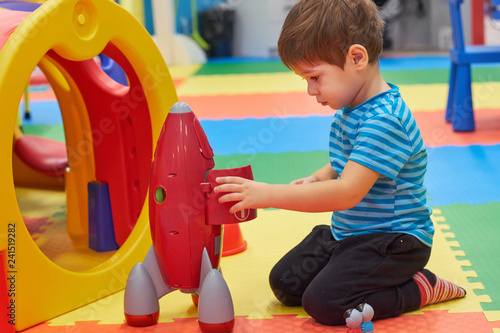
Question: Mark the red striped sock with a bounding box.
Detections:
[412,269,466,307]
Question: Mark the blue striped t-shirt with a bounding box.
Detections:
[329,83,434,246]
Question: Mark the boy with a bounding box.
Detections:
[214,0,465,326]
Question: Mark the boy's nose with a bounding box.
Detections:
[307,83,318,96]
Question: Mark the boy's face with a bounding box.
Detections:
[293,60,363,110]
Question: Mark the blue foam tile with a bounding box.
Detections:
[425,145,500,206]
[380,55,452,71]
[379,55,500,72]
[21,100,62,126]
[201,116,333,155]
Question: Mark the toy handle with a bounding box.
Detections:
[203,165,257,225]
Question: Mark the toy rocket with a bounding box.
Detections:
[124,102,256,332]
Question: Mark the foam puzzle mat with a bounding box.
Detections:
[14,55,500,332]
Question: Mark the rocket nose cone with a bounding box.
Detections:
[170,102,193,114]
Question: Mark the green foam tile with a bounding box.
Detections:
[434,202,500,312]
[22,124,66,143]
[214,151,328,185]
[195,61,290,75]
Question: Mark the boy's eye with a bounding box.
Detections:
[310,76,319,81]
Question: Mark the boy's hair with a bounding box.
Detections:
[278,0,384,70]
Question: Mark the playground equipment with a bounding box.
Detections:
[0,0,177,330]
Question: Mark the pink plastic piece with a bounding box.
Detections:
[14,135,68,177]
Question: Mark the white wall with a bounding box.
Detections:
[232,0,298,58]
[230,0,478,56]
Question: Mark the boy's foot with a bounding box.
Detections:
[413,269,466,307]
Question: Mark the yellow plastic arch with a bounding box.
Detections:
[0,0,177,330]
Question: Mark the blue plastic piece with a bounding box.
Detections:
[446,0,500,131]
[0,0,42,11]
[88,182,120,252]
[143,0,155,35]
[99,54,128,86]
[360,321,374,333]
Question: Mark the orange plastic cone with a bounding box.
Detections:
[222,224,247,257]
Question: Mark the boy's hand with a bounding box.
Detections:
[214,176,268,214]
[290,175,318,185]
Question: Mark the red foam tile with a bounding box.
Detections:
[21,311,500,333]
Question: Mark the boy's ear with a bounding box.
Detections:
[347,44,368,68]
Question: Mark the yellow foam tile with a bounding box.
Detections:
[441,231,456,239]
[47,209,486,325]
[457,259,471,267]
[447,241,461,249]
[485,311,500,322]
[48,210,324,325]
[398,84,447,111]
[177,76,500,114]
[49,287,199,325]
[436,223,450,231]
[177,72,306,96]
[222,210,327,320]
[424,213,486,314]
[468,282,487,291]
[392,82,500,111]
[465,270,478,278]
[451,250,466,257]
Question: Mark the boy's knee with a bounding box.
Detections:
[269,266,303,306]
[302,288,345,326]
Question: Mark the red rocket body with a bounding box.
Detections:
[125,102,256,331]
[149,102,220,289]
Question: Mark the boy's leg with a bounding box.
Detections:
[412,269,466,308]
[301,232,432,325]
[269,225,338,306]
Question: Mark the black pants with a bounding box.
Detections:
[269,225,431,325]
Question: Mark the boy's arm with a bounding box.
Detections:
[215,160,379,214]
[290,163,339,185]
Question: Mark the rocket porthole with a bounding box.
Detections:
[155,186,166,204]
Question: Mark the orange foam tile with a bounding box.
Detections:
[416,108,500,147]
[179,92,332,120]
[26,88,56,101]
[173,78,186,90]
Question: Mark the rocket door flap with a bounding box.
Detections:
[193,117,214,159]
[204,166,257,225]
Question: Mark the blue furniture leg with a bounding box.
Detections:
[446,61,457,123]
[452,63,475,131]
